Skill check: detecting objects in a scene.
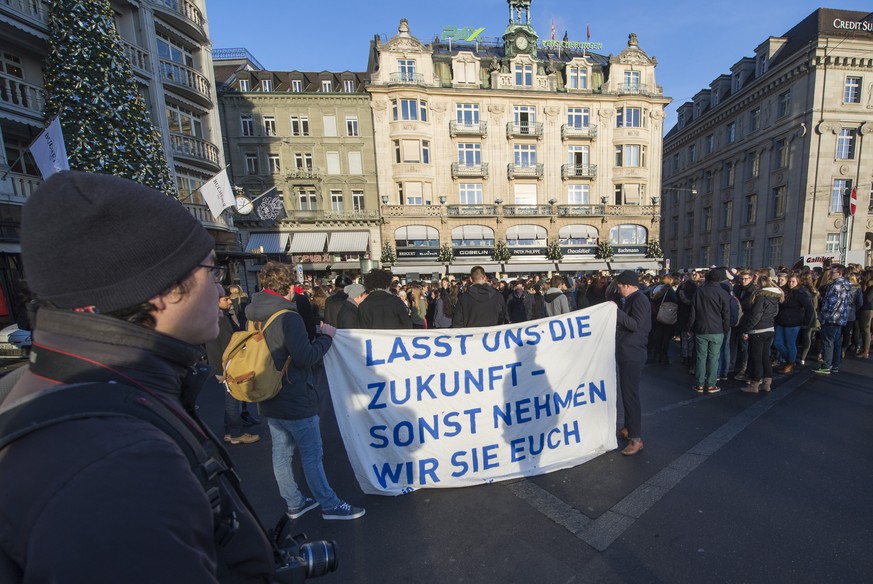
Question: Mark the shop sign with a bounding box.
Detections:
[453,247,492,257]
[560,246,597,256]
[397,248,439,258]
[510,247,548,256]
[614,246,646,255]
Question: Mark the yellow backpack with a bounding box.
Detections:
[222,309,291,402]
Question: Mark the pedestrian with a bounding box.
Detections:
[649,274,678,364]
[773,273,814,374]
[432,287,454,328]
[739,276,784,393]
[0,171,275,580]
[359,269,412,329]
[544,275,571,316]
[858,271,873,358]
[688,268,732,393]
[336,283,367,329]
[246,261,365,520]
[731,270,757,380]
[323,274,352,327]
[453,266,507,327]
[228,283,249,329]
[613,271,652,456]
[814,264,852,374]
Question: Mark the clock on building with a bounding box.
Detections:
[235,195,253,215]
[515,35,529,51]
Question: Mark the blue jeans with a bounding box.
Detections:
[224,389,244,437]
[773,325,800,365]
[268,416,341,511]
[820,324,843,370]
[695,333,724,387]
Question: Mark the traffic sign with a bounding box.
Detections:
[849,187,857,216]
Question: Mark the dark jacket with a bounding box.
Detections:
[688,281,731,335]
[203,309,237,376]
[322,290,348,327]
[740,287,783,334]
[246,291,332,420]
[776,286,814,328]
[336,298,360,329]
[615,290,652,362]
[0,309,274,583]
[676,280,697,331]
[453,283,507,327]
[358,290,413,330]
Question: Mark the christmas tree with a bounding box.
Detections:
[42,0,175,193]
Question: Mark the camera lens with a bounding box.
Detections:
[300,540,338,578]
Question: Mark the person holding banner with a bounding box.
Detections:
[613,270,652,456]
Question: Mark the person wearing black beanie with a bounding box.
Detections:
[1,171,276,582]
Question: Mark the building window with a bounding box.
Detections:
[513,105,536,132]
[323,115,337,137]
[325,151,340,175]
[703,206,712,231]
[567,145,590,167]
[268,154,281,174]
[321,80,332,92]
[259,79,271,92]
[567,184,590,204]
[398,59,416,81]
[459,183,483,205]
[166,104,203,137]
[673,154,680,173]
[744,193,757,223]
[771,185,786,218]
[721,200,733,228]
[240,114,254,137]
[343,79,355,93]
[352,191,365,211]
[726,122,736,144]
[346,116,359,137]
[757,53,769,76]
[825,233,840,253]
[706,134,715,154]
[263,115,276,136]
[688,144,696,163]
[567,107,590,128]
[724,161,735,187]
[616,107,642,128]
[748,150,760,179]
[515,63,533,86]
[775,138,788,168]
[458,143,481,166]
[348,151,362,174]
[291,79,303,92]
[567,66,588,89]
[831,179,851,213]
[422,141,430,164]
[623,70,640,90]
[238,79,249,92]
[836,129,856,160]
[290,115,310,136]
[298,189,317,210]
[395,139,430,164]
[742,240,754,267]
[777,90,791,118]
[750,108,760,132]
[704,171,714,194]
[245,154,258,175]
[330,190,343,211]
[767,236,783,266]
[610,224,647,245]
[844,76,862,104]
[685,211,694,233]
[392,98,428,122]
[616,145,645,167]
[670,216,679,238]
[156,35,193,66]
[712,87,720,107]
[719,242,731,266]
[514,144,537,166]
[701,245,711,267]
[294,152,313,170]
[457,103,480,124]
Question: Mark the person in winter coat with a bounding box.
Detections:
[649,274,678,364]
[504,281,530,324]
[731,270,758,380]
[814,265,852,374]
[676,271,700,366]
[774,274,814,374]
[739,276,784,393]
[336,283,367,329]
[432,287,454,328]
[544,275,571,316]
[687,269,732,393]
[323,274,352,326]
[358,269,413,330]
[841,273,864,357]
[858,271,873,359]
[453,266,507,327]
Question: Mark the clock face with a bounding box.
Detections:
[235,196,253,215]
[515,36,529,50]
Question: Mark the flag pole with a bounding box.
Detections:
[249,185,278,205]
[177,164,231,204]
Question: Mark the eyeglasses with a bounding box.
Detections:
[198,264,227,283]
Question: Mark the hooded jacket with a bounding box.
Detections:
[775,286,814,328]
[688,281,731,335]
[819,277,851,326]
[453,283,507,327]
[245,291,332,420]
[740,287,783,334]
[544,287,570,316]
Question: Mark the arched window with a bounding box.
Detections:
[559,224,599,245]
[394,225,439,248]
[609,224,647,245]
[506,224,547,246]
[451,225,494,247]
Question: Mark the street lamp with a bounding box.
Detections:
[548,197,557,205]
[439,195,447,204]
[381,195,389,205]
[651,196,660,205]
[600,195,609,204]
[494,197,503,205]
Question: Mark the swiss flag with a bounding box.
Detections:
[850,187,857,216]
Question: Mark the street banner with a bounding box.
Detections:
[29,116,69,178]
[324,302,618,496]
[198,168,234,219]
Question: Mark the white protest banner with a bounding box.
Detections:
[29,116,69,178]
[324,301,618,496]
[198,167,234,219]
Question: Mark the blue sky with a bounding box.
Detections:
[206,0,871,133]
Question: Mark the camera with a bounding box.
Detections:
[272,516,338,583]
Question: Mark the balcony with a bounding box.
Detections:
[159,60,212,107]
[0,72,44,117]
[558,205,606,217]
[0,171,41,204]
[561,163,598,179]
[282,209,379,223]
[503,205,552,217]
[507,163,543,180]
[616,83,661,96]
[388,72,426,85]
[447,205,498,217]
[0,0,49,27]
[151,0,208,42]
[561,124,598,140]
[169,133,221,170]
[449,120,487,137]
[506,122,543,139]
[381,204,442,218]
[121,40,151,76]
[184,202,234,232]
[603,204,658,217]
[451,162,489,179]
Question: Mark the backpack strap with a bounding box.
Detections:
[252,308,291,332]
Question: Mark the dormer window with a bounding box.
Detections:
[623,70,640,91]
[398,59,416,82]
[712,88,719,106]
[757,53,769,76]
[321,80,332,92]
[567,66,588,89]
[261,79,272,92]
[343,79,355,93]
[515,63,533,86]
[238,79,249,92]
[291,79,303,92]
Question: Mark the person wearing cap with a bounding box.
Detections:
[612,270,652,456]
[687,268,732,394]
[323,274,352,327]
[336,283,367,329]
[0,171,275,581]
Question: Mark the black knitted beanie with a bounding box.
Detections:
[22,171,215,313]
